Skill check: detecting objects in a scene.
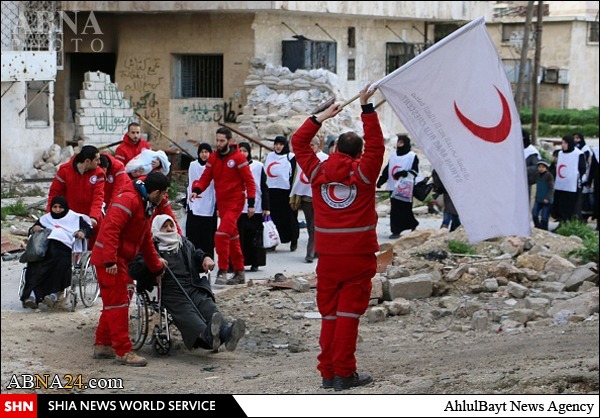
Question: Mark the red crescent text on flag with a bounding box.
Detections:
[454,85,512,143]
[558,164,566,178]
[391,165,402,177]
[300,172,310,184]
[266,162,280,178]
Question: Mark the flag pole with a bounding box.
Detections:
[338,92,361,109]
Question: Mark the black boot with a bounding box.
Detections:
[210,312,224,352]
[220,319,246,351]
[333,372,373,391]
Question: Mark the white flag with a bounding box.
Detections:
[373,17,530,243]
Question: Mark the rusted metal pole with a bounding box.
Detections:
[217,122,274,152]
[136,112,195,159]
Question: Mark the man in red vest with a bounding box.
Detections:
[292,84,383,391]
[115,122,152,166]
[47,145,105,246]
[191,128,256,285]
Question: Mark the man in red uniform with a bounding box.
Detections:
[47,145,105,245]
[114,122,152,166]
[99,153,128,207]
[90,172,169,366]
[292,84,382,391]
[190,127,256,286]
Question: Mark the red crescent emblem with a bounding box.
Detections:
[300,172,310,184]
[266,162,280,178]
[327,185,346,203]
[557,164,566,178]
[454,85,512,143]
[391,165,402,177]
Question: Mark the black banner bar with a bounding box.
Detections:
[37,394,247,418]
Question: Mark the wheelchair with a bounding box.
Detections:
[18,238,100,311]
[128,280,173,356]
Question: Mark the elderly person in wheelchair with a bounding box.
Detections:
[128,214,246,352]
[20,196,92,309]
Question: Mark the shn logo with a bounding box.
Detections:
[0,394,37,417]
[4,401,33,412]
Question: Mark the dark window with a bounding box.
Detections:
[348,27,356,48]
[26,81,50,127]
[173,54,223,98]
[347,58,355,80]
[385,42,429,74]
[589,21,599,43]
[282,40,337,73]
[434,23,460,43]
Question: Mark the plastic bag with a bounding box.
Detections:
[391,173,414,202]
[262,215,281,248]
[413,176,434,202]
[125,149,171,177]
[19,228,52,263]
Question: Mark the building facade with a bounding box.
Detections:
[3,1,597,176]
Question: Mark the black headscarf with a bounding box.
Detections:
[197,143,213,166]
[238,142,253,163]
[522,129,531,148]
[574,132,586,149]
[396,135,411,156]
[562,135,576,153]
[274,136,290,155]
[50,196,69,219]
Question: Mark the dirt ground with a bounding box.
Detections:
[1,192,598,396]
[1,277,598,395]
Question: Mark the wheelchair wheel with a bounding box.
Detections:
[153,328,171,356]
[129,287,149,351]
[69,288,77,312]
[79,255,99,307]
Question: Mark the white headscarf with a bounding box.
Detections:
[151,214,181,252]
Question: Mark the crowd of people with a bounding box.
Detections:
[17,89,598,390]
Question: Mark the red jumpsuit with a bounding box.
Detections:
[192,146,256,271]
[114,133,151,166]
[292,108,384,380]
[90,181,163,356]
[135,174,183,235]
[101,153,128,207]
[47,157,106,246]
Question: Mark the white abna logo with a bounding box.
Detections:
[227,160,235,168]
[320,183,357,209]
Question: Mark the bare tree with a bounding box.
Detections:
[531,1,544,146]
[516,1,535,109]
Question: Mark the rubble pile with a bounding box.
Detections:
[29,144,75,179]
[221,226,597,352]
[237,58,363,144]
[369,228,598,334]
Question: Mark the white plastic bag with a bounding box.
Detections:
[391,172,415,202]
[262,215,281,248]
[125,149,171,177]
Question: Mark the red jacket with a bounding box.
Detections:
[292,110,384,256]
[90,181,162,272]
[192,146,256,210]
[47,157,106,222]
[114,134,151,166]
[102,153,128,206]
[134,174,183,235]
